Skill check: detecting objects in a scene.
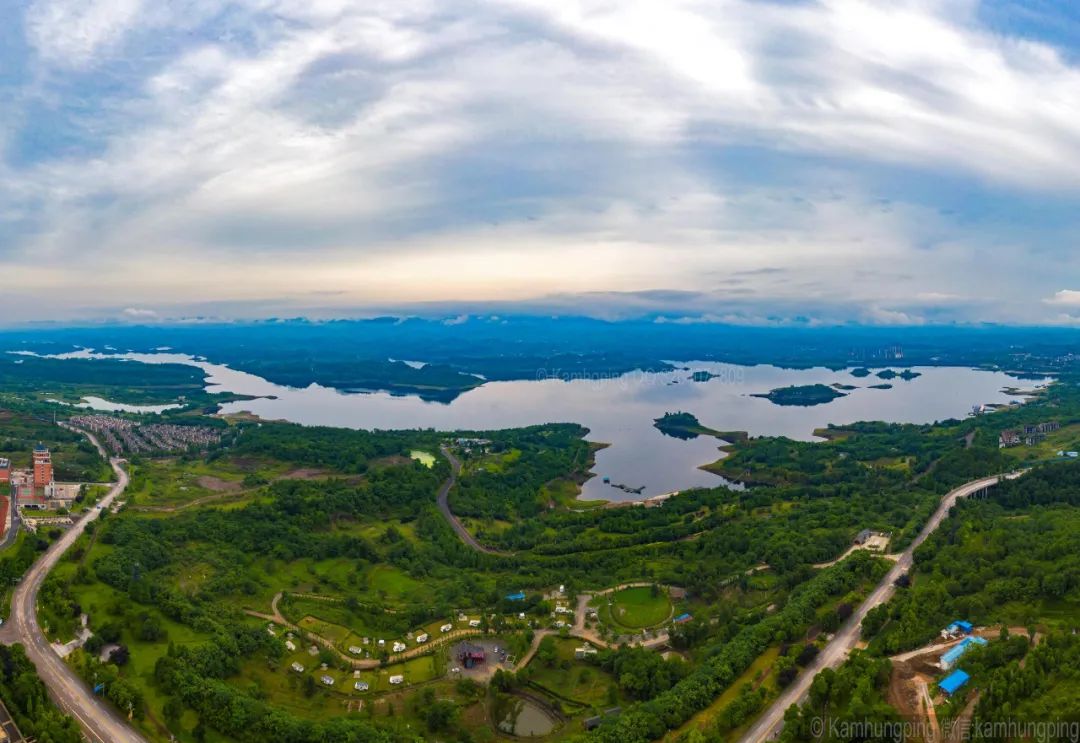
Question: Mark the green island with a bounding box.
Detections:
[1,346,1079,743]
[876,368,922,381]
[750,383,846,407]
[653,412,723,440]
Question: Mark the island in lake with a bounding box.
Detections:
[876,368,921,381]
[751,383,846,407]
[653,411,718,440]
[850,367,872,377]
[868,383,893,390]
[652,412,749,444]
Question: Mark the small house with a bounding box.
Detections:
[321,675,334,686]
[354,681,369,691]
[575,644,598,659]
[389,675,404,685]
[290,662,305,673]
[674,613,693,624]
[468,619,481,628]
[440,623,453,633]
[349,646,362,655]
[285,640,296,651]
[416,633,429,644]
[392,641,407,653]
[459,643,486,668]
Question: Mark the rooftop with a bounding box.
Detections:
[939,669,970,695]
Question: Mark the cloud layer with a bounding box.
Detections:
[3,0,1080,324]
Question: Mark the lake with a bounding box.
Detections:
[38,351,1043,501]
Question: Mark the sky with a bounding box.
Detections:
[2,0,1080,326]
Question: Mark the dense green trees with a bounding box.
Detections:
[862,463,1080,655]
[0,644,82,743]
[450,424,591,519]
[591,554,886,743]
[779,652,897,742]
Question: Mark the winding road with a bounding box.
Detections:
[436,445,509,556]
[738,471,1023,743]
[0,426,146,743]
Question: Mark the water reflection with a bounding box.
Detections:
[33,350,1043,502]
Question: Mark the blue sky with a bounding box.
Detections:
[2,0,1080,325]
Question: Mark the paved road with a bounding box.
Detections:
[0,498,21,552]
[0,427,146,743]
[739,472,1020,743]
[436,446,508,555]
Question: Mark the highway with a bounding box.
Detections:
[0,426,146,743]
[739,472,1021,743]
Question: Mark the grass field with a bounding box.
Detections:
[409,450,436,467]
[600,586,673,630]
[368,565,422,600]
[527,638,621,708]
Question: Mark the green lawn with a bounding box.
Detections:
[409,450,436,468]
[603,586,673,629]
[527,638,620,708]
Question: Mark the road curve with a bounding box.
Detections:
[739,472,1020,743]
[436,445,509,556]
[0,425,146,743]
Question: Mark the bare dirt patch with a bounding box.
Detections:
[196,475,243,492]
[281,468,335,480]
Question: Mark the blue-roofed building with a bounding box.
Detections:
[505,591,526,602]
[673,612,693,624]
[941,620,974,639]
[941,636,987,670]
[939,670,970,695]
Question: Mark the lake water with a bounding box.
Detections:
[34,350,1043,502]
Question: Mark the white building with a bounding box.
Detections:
[321,675,335,686]
[392,641,407,653]
[291,662,305,673]
[354,681,369,691]
[416,633,429,643]
[440,623,453,633]
[389,675,404,685]
[349,646,363,655]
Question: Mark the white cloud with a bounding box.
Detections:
[26,0,146,66]
[1045,290,1080,306]
[3,0,1080,324]
[121,307,159,319]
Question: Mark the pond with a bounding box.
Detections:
[499,697,557,737]
[34,350,1046,501]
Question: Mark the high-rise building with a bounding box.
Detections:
[0,457,9,483]
[33,444,53,486]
